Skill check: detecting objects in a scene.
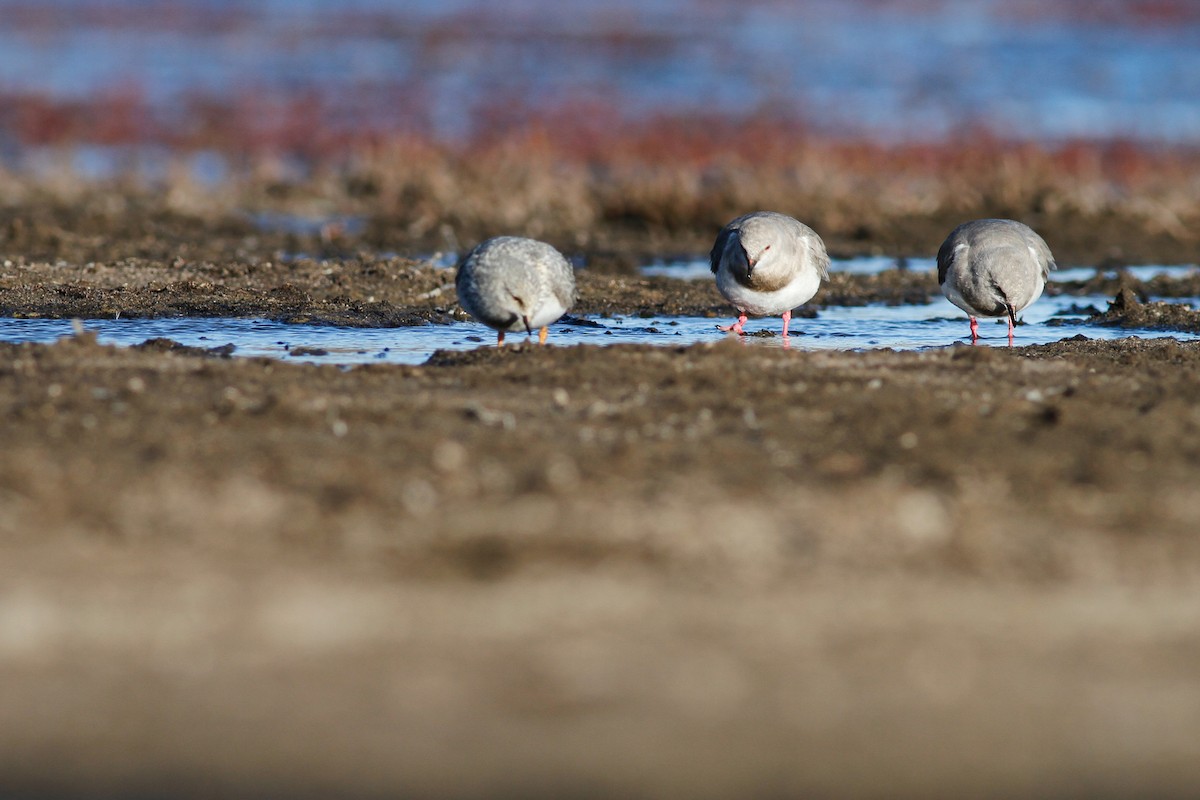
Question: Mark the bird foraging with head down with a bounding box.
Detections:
[710,211,830,338]
[455,236,576,346]
[937,219,1056,345]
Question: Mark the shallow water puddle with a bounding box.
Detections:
[1,294,1198,365]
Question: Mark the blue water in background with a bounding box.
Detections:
[1,0,1199,144]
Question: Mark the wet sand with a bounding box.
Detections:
[3,229,1200,797]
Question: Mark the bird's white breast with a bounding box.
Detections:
[716,264,821,316]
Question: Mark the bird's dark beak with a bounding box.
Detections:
[523,315,532,335]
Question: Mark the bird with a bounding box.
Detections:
[710,211,830,337]
[455,236,576,346]
[937,219,1056,345]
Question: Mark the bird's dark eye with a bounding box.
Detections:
[762,245,771,252]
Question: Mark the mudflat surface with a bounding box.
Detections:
[4,255,1200,329]
[4,316,1200,797]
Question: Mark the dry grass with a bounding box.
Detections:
[3,115,1200,265]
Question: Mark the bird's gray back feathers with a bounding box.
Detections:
[938,219,1055,315]
[455,236,576,330]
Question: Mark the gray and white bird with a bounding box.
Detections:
[710,211,830,337]
[937,219,1056,344]
[455,236,576,346]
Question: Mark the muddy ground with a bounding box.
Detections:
[2,235,1200,797]
[4,253,1200,329]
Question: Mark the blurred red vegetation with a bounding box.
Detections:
[2,1,253,34]
[3,0,1196,178]
[3,87,1196,190]
[1000,0,1200,26]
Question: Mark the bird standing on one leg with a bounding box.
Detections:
[710,211,829,338]
[937,219,1056,345]
[455,236,576,346]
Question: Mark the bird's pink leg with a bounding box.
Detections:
[1007,316,1015,347]
[781,309,792,338]
[969,316,979,343]
[497,330,506,347]
[718,313,748,335]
